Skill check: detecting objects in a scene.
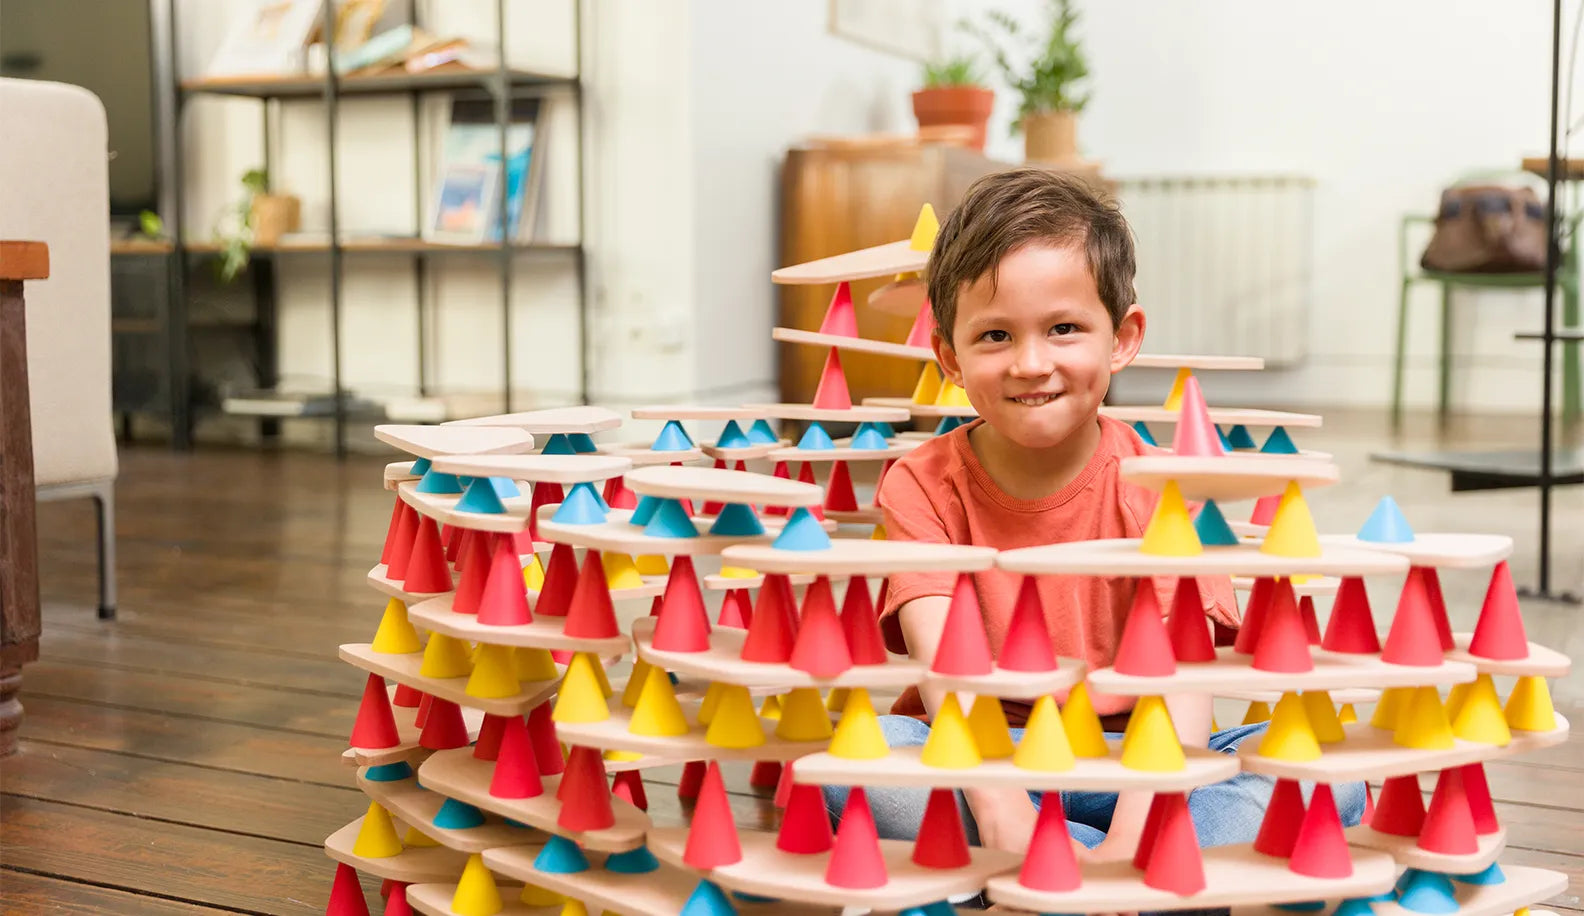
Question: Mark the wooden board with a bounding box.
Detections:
[1236,716,1571,782]
[867,277,928,316]
[595,443,708,466]
[1118,454,1340,502]
[398,483,538,535]
[701,442,783,461]
[985,842,1396,914]
[1231,575,1339,596]
[625,465,824,507]
[700,572,835,591]
[791,742,1241,792]
[772,327,933,361]
[862,396,979,418]
[1230,865,1568,916]
[764,444,914,462]
[630,406,771,421]
[994,540,1410,577]
[1320,533,1515,568]
[430,454,632,482]
[368,562,454,601]
[1100,405,1324,428]
[770,239,929,284]
[338,643,561,718]
[721,540,997,575]
[408,593,633,656]
[648,827,1021,911]
[444,406,623,434]
[418,748,651,853]
[538,508,776,556]
[1129,354,1266,370]
[925,659,1087,698]
[1219,687,1380,705]
[357,769,545,853]
[406,883,559,916]
[743,402,913,423]
[551,695,827,762]
[825,507,885,525]
[375,424,537,459]
[387,460,419,489]
[323,815,471,884]
[630,617,919,690]
[1085,648,1477,697]
[1447,632,1573,678]
[345,683,487,768]
[1344,824,1507,875]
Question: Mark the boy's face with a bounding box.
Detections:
[934,242,1144,451]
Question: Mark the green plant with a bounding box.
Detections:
[137,210,165,240]
[963,0,1091,130]
[211,167,270,283]
[921,54,984,88]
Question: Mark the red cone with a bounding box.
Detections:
[1018,793,1081,891]
[473,712,509,761]
[1252,578,1313,673]
[677,760,706,800]
[443,523,463,564]
[795,464,825,521]
[536,545,578,617]
[1167,577,1216,662]
[764,462,792,517]
[1250,492,1281,526]
[612,769,648,811]
[1288,784,1352,878]
[740,574,799,663]
[824,461,859,512]
[1114,579,1176,676]
[1382,568,1445,666]
[818,281,858,337]
[326,862,371,916]
[749,760,782,790]
[1423,567,1454,651]
[651,555,711,652]
[414,692,433,728]
[403,516,454,594]
[1253,778,1306,858]
[1213,619,1238,648]
[418,698,468,750]
[930,573,993,676]
[1371,774,1427,836]
[382,881,413,916]
[350,673,401,750]
[556,746,615,831]
[912,788,971,869]
[1299,595,1322,645]
[790,577,853,677]
[718,588,753,629]
[526,700,565,776]
[1419,768,1478,855]
[490,715,544,799]
[773,759,796,809]
[684,762,742,868]
[825,787,888,889]
[905,301,935,348]
[385,502,419,579]
[1469,561,1530,660]
[380,497,405,567]
[527,480,564,540]
[841,576,888,665]
[1363,782,1375,823]
[456,527,483,574]
[1322,577,1381,654]
[511,527,536,555]
[1462,763,1499,835]
[777,781,835,854]
[1000,576,1058,671]
[563,550,619,639]
[451,532,493,614]
[812,349,853,410]
[603,475,637,510]
[392,682,422,708]
[477,535,532,627]
[1234,578,1275,654]
[1141,793,1206,894]
[1170,376,1223,457]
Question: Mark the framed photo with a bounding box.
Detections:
[828,0,945,63]
[426,162,498,244]
[206,0,323,78]
[426,97,546,244]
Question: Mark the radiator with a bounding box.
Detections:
[1114,174,1315,367]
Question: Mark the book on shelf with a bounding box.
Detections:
[424,96,547,245]
[206,0,322,78]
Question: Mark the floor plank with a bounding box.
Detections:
[0,870,240,916]
[36,627,360,698]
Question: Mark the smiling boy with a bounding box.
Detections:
[823,168,1364,866]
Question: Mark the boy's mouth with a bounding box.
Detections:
[1008,392,1060,407]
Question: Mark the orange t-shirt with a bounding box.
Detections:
[878,415,1236,724]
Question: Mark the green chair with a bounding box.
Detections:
[1392,173,1582,428]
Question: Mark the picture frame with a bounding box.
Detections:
[206,0,323,78]
[828,0,945,63]
[425,162,499,244]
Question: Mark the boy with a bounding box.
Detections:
[823,169,1364,863]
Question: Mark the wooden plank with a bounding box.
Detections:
[37,627,360,698]
[0,794,339,914]
[1,740,359,846]
[42,604,381,658]
[0,240,49,279]
[1497,848,1584,911]
[0,870,238,915]
[1,275,42,756]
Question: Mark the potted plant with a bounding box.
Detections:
[911,54,995,151]
[211,168,300,282]
[965,0,1091,162]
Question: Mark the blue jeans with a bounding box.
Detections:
[822,715,1367,849]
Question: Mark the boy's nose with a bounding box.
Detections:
[1009,341,1055,378]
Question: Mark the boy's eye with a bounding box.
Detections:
[1051,323,1078,336]
[979,329,1010,343]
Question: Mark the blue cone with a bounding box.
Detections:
[730,892,779,904]
[505,817,532,829]
[1334,900,1378,916]
[680,881,738,916]
[920,902,961,916]
[934,415,968,435]
[1358,495,1415,544]
[433,797,486,829]
[796,422,835,451]
[534,835,590,873]
[416,468,464,494]
[1217,424,1235,452]
[1132,420,1157,446]
[542,433,576,455]
[644,498,700,538]
[489,476,521,498]
[410,456,432,476]
[363,761,413,782]
[456,476,507,514]
[747,419,778,444]
[876,422,897,438]
[652,420,695,451]
[709,503,765,536]
[630,494,662,527]
[1228,424,1258,449]
[1261,426,1299,454]
[716,420,752,449]
[1397,871,1460,914]
[552,481,608,525]
[569,432,598,453]
[1195,499,1240,546]
[604,845,660,874]
[772,507,831,551]
[1275,903,1326,913]
[1454,862,1505,885]
[850,422,889,450]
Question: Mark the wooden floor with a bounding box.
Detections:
[3,410,1583,914]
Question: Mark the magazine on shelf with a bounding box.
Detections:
[424,96,547,245]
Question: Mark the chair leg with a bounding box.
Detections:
[1392,279,1413,430]
[92,481,117,620]
[1438,283,1454,425]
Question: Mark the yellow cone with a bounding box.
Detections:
[629,662,690,737]
[602,553,646,591]
[559,899,590,916]
[621,658,653,708]
[909,203,940,251]
[698,681,725,725]
[404,826,441,847]
[872,523,888,540]
[1120,696,1185,771]
[522,553,546,592]
[1163,367,1193,411]
[967,694,1015,759]
[776,687,833,741]
[515,646,559,683]
[588,653,614,698]
[1453,674,1511,746]
[1302,690,1346,744]
[759,693,783,721]
[371,597,422,654]
[352,800,403,858]
[1141,480,1202,556]
[1371,686,1411,730]
[635,554,669,576]
[921,694,982,769]
[1394,685,1455,750]
[552,652,610,724]
[452,853,504,916]
[825,687,852,714]
[1257,692,1322,761]
[1013,695,1076,772]
[828,687,889,759]
[466,644,522,699]
[935,379,972,408]
[705,684,765,749]
[1242,700,1273,725]
[719,565,759,579]
[1060,682,1109,758]
[911,363,943,405]
[419,632,474,679]
[1338,703,1358,725]
[521,885,566,907]
[1505,675,1557,732]
[1446,681,1472,723]
[1260,481,1321,558]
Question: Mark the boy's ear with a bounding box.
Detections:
[1110,304,1146,374]
[932,328,965,387]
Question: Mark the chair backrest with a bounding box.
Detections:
[0,78,118,487]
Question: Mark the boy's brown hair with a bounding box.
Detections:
[927,168,1137,345]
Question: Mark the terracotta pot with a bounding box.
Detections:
[911,86,994,151]
[1024,109,1079,163]
[250,193,301,246]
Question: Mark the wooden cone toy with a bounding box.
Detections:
[1303,690,1347,744]
[828,687,891,759]
[825,787,888,889]
[935,379,971,409]
[418,698,469,750]
[698,682,725,725]
[384,881,414,916]
[414,692,433,728]
[825,461,859,512]
[1371,685,1410,729]
[912,788,972,869]
[812,349,853,410]
[629,662,689,737]
[740,574,799,663]
[1299,594,1323,644]
[1141,480,1202,556]
[966,694,1015,759]
[930,573,993,676]
[526,480,563,540]
[404,516,454,593]
[603,474,636,510]
[776,687,834,742]
[1114,579,1176,676]
[556,745,615,831]
[1394,686,1455,750]
[1242,700,1273,724]
[1423,567,1454,651]
[1469,561,1530,660]
[920,694,982,769]
[563,551,620,639]
[1322,577,1381,654]
[840,576,888,665]
[999,576,1058,671]
[351,673,401,749]
[474,712,509,760]
[1166,576,1216,662]
[536,543,579,617]
[1419,767,1479,855]
[354,800,404,858]
[1382,568,1444,667]
[1253,778,1306,858]
[717,587,753,629]
[1505,675,1557,731]
[911,362,942,405]
[749,760,783,789]
[552,652,610,724]
[1234,578,1276,655]
[1257,692,1321,761]
[371,597,422,655]
[1260,481,1322,558]
[819,280,858,336]
[1017,793,1081,891]
[602,552,645,591]
[704,684,765,749]
[465,644,521,699]
[1461,763,1501,834]
[790,577,852,677]
[1014,695,1075,771]
[1288,784,1352,878]
[905,299,935,349]
[612,769,648,811]
[1170,376,1223,456]
[652,555,711,652]
[451,534,493,616]
[490,715,543,798]
[1163,367,1192,411]
[380,497,405,566]
[777,781,835,854]
[385,502,419,580]
[1371,773,1427,836]
[1141,793,1206,894]
[327,862,371,916]
[676,760,706,800]
[452,853,503,916]
[1061,682,1109,758]
[1120,696,1185,771]
[684,762,742,868]
[1249,491,1281,526]
[1252,578,1314,673]
[1452,673,1511,746]
[526,701,565,776]
[515,647,558,683]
